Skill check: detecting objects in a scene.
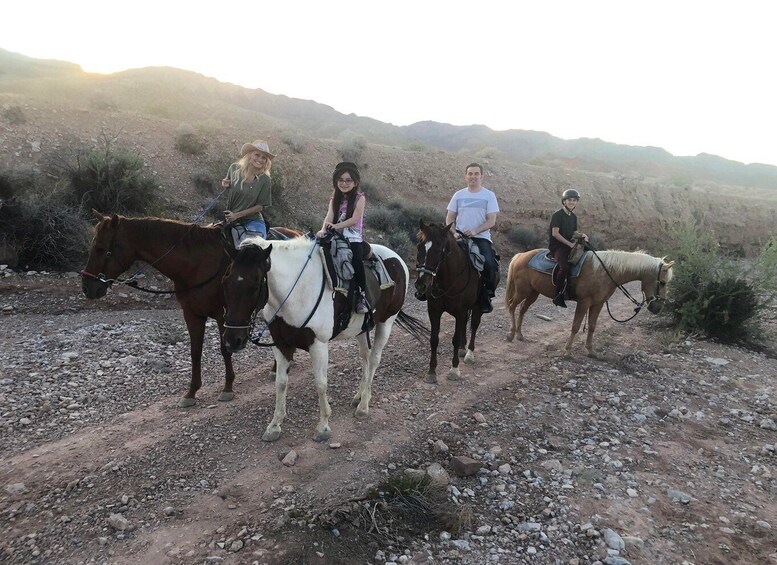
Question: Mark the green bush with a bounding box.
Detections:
[369,201,442,256]
[666,221,771,342]
[506,226,544,250]
[281,131,305,154]
[64,142,160,216]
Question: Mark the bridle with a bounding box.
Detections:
[80,228,123,287]
[223,239,324,347]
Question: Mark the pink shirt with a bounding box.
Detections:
[337,193,365,242]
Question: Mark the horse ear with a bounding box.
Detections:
[665,260,675,269]
[445,221,455,233]
[419,218,427,230]
[110,214,119,228]
[92,209,106,222]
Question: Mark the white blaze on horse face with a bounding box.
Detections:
[236,275,244,282]
[424,241,432,252]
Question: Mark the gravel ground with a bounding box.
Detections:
[1,267,776,565]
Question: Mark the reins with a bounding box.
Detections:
[223,239,323,348]
[81,188,228,293]
[586,244,662,323]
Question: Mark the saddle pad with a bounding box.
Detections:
[319,247,396,296]
[527,250,590,278]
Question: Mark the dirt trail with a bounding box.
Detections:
[1,277,775,565]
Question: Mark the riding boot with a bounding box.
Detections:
[479,285,493,313]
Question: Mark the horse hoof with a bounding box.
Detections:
[262,429,281,442]
[457,349,465,358]
[447,368,462,381]
[354,407,369,419]
[506,333,514,342]
[424,373,438,384]
[177,397,196,408]
[464,351,475,366]
[218,391,234,402]
[314,429,332,442]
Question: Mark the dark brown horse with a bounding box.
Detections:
[81,212,300,407]
[505,248,675,355]
[414,220,500,383]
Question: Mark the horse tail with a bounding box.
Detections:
[505,253,523,310]
[395,310,430,342]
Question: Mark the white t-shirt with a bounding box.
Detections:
[446,187,499,242]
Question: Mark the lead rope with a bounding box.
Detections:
[585,243,646,323]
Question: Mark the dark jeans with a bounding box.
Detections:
[473,237,497,294]
[552,246,570,295]
[349,241,366,293]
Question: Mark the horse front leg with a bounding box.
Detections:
[448,313,467,381]
[215,318,236,402]
[310,341,332,442]
[179,311,206,408]
[464,309,483,366]
[585,303,605,357]
[262,346,294,442]
[352,320,392,417]
[426,308,442,384]
[564,302,588,355]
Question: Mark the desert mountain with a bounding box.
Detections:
[1,47,776,258]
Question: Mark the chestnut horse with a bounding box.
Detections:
[414,220,499,383]
[81,212,300,406]
[221,236,425,442]
[505,249,674,355]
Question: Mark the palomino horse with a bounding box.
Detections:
[414,220,499,383]
[505,249,674,355]
[81,212,300,406]
[222,236,425,442]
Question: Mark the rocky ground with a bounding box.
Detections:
[1,266,776,565]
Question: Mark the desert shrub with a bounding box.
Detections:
[475,146,501,159]
[666,221,770,341]
[0,171,89,270]
[64,141,160,216]
[406,141,427,152]
[192,173,217,196]
[281,131,305,154]
[3,105,26,125]
[506,226,544,250]
[369,201,442,256]
[174,123,207,155]
[587,234,608,251]
[339,132,367,163]
[359,180,382,203]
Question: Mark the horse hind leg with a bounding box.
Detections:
[464,310,482,366]
[514,291,539,342]
[352,321,392,417]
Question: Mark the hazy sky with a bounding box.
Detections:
[3,1,775,166]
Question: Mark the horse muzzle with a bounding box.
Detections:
[81,277,109,299]
[647,299,663,314]
[223,329,248,352]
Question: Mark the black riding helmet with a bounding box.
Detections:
[562,189,580,202]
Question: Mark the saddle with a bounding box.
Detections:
[528,249,590,278]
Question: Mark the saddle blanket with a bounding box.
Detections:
[528,250,590,278]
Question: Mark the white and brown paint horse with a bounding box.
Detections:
[222,236,424,442]
[505,248,674,355]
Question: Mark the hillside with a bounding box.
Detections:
[1,47,777,260]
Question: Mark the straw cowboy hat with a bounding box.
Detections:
[240,140,276,159]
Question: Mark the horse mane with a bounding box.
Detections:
[124,216,221,246]
[590,250,661,276]
[241,235,311,252]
